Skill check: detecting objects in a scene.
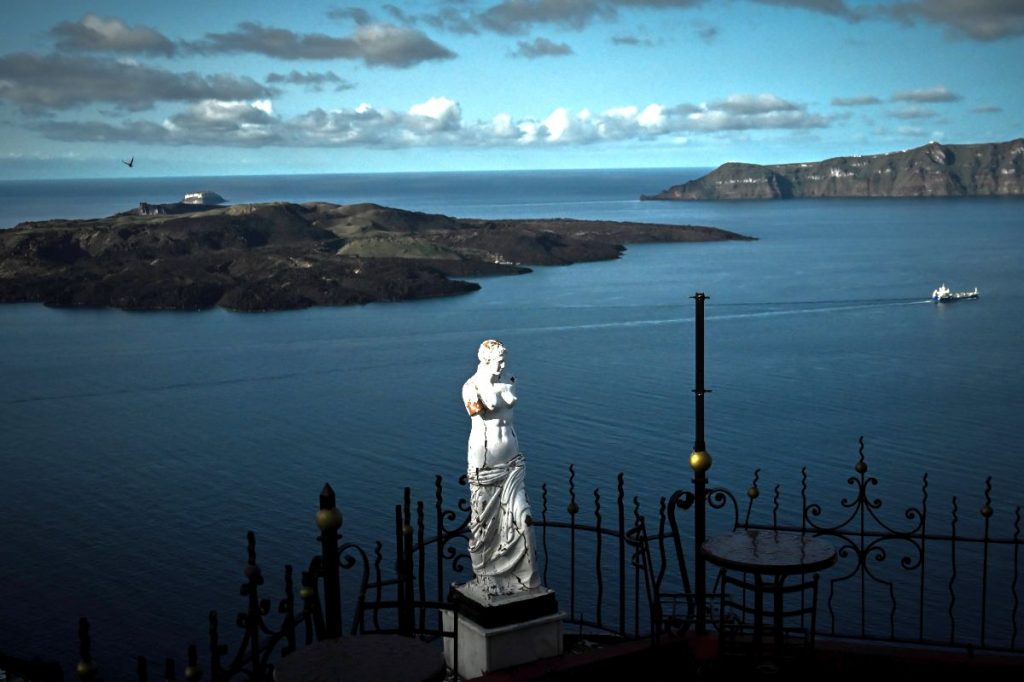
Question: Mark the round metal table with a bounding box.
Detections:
[702,530,837,655]
[702,529,837,576]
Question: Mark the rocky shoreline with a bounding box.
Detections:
[0,201,753,312]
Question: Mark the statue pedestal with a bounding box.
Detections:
[443,584,563,679]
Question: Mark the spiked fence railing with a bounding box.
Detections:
[61,290,1024,680]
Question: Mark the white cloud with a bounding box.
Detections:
[491,113,521,139]
[511,36,574,58]
[542,108,571,141]
[681,95,827,130]
[265,70,355,92]
[37,93,832,148]
[51,14,177,56]
[710,93,799,115]
[605,105,639,119]
[832,95,882,106]
[516,120,541,143]
[408,96,462,131]
[885,0,1024,41]
[638,104,665,128]
[409,96,457,119]
[891,85,962,103]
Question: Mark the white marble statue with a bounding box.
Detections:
[461,339,541,597]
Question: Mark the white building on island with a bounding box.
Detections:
[182,191,226,205]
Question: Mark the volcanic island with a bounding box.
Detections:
[0,200,753,312]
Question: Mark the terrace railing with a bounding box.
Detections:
[63,435,1022,682]
[70,466,658,682]
[55,291,1024,681]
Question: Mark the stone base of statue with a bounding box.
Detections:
[443,583,563,679]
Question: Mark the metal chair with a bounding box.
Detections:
[628,508,704,641]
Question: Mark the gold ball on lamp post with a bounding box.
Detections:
[689,449,712,473]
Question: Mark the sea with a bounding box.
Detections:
[1,169,1022,677]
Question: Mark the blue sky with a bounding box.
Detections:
[0,0,1021,178]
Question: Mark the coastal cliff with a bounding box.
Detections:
[643,139,1024,200]
[0,201,752,311]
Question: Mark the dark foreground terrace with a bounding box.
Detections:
[477,632,1024,681]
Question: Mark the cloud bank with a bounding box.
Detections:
[0,53,271,111]
[51,14,177,57]
[750,0,860,19]
[186,22,456,67]
[832,95,882,106]
[265,70,355,92]
[391,0,873,38]
[34,93,831,148]
[512,37,575,57]
[886,0,1024,41]
[891,85,962,102]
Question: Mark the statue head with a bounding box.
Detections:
[477,339,507,377]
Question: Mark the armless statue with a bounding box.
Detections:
[461,339,541,596]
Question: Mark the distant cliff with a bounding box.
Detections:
[643,139,1024,200]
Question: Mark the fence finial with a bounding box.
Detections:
[76,617,98,681]
[317,483,343,530]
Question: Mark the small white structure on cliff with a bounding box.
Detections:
[182,191,226,205]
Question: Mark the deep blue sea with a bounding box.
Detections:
[1,169,1022,676]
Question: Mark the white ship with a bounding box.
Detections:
[931,283,979,302]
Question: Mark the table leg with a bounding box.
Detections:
[753,573,764,653]
[772,575,785,650]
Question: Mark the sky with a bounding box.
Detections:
[0,0,1021,179]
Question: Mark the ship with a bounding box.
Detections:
[931,284,979,302]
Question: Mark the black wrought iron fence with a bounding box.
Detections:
[60,449,1024,682]
[703,437,1024,653]
[46,291,1024,681]
[68,466,656,682]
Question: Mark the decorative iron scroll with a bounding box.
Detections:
[720,437,1023,654]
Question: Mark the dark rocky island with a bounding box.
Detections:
[643,139,1024,201]
[0,201,752,311]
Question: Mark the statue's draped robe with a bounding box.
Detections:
[467,454,540,593]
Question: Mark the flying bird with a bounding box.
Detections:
[122,156,134,168]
